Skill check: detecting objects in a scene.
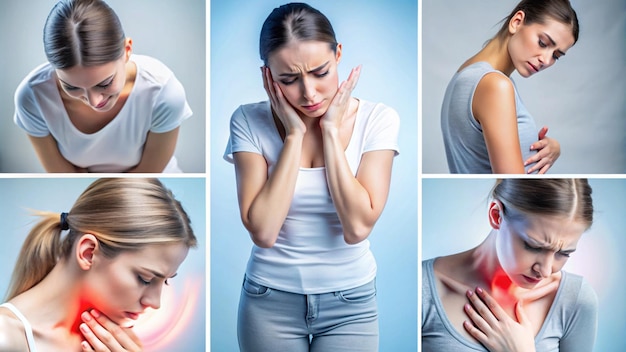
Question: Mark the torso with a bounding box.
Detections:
[432,254,561,344]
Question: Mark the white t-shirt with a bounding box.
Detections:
[224,99,400,294]
[14,55,192,173]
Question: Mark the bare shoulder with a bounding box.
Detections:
[473,72,515,120]
[0,311,29,351]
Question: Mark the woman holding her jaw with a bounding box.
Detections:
[224,3,399,351]
[0,178,197,351]
[422,179,598,351]
[14,0,192,173]
[441,0,579,174]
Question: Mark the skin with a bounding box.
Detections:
[432,201,588,351]
[0,235,189,352]
[233,40,395,247]
[27,38,181,173]
[459,11,576,174]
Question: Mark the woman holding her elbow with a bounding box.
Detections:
[224,3,399,351]
[441,0,578,174]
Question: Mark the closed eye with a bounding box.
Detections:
[524,242,542,252]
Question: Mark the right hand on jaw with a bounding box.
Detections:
[262,66,306,136]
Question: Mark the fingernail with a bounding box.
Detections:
[81,341,90,350]
[90,309,100,318]
[80,323,89,333]
[464,303,471,311]
[466,289,473,297]
[81,311,92,322]
[476,287,484,294]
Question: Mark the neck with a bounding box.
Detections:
[470,36,516,76]
[14,260,92,337]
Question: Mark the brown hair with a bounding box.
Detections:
[260,2,337,65]
[5,178,197,300]
[491,178,593,226]
[495,0,579,44]
[43,0,126,69]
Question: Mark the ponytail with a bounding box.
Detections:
[5,212,66,300]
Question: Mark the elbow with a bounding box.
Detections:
[251,234,277,248]
[343,224,373,245]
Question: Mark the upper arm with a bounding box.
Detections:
[128,128,180,173]
[472,73,525,174]
[355,150,395,219]
[27,135,83,172]
[233,151,268,227]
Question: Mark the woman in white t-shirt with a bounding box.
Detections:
[224,3,399,351]
[13,0,192,173]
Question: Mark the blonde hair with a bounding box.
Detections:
[6,178,197,300]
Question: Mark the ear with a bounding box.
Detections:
[75,234,99,271]
[335,43,343,65]
[124,37,133,62]
[488,200,504,230]
[508,10,526,35]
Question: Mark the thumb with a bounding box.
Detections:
[537,126,548,140]
[515,300,530,327]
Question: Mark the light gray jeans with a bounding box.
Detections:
[237,275,379,352]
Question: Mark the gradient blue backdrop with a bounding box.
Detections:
[0,177,206,351]
[422,178,626,352]
[211,0,418,350]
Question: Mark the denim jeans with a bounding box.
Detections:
[237,275,379,352]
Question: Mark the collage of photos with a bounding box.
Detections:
[0,0,623,351]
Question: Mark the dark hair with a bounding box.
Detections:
[43,0,126,69]
[491,179,593,227]
[259,2,337,65]
[495,0,579,44]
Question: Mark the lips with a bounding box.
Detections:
[528,62,539,74]
[125,311,141,320]
[95,97,110,109]
[301,101,324,112]
[522,274,541,284]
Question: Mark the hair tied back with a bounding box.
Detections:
[60,212,70,231]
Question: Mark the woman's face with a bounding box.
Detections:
[493,205,587,289]
[267,40,341,118]
[507,14,576,77]
[82,242,189,327]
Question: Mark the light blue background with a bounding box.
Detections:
[422,178,626,351]
[0,177,206,352]
[0,0,206,173]
[422,0,626,173]
[211,0,418,350]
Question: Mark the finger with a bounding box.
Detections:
[466,289,499,328]
[346,65,362,93]
[475,287,508,322]
[464,302,493,335]
[537,163,552,174]
[463,320,489,344]
[79,322,111,352]
[529,138,548,151]
[81,340,95,352]
[89,310,140,350]
[537,125,549,140]
[515,300,531,328]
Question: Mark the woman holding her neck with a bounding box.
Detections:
[422,179,598,351]
[0,178,197,351]
[14,0,192,173]
[441,0,578,174]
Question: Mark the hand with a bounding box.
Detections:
[463,287,536,352]
[320,65,362,132]
[261,66,306,136]
[79,310,143,352]
[524,126,560,174]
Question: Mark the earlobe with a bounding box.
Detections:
[76,234,99,271]
[489,200,503,229]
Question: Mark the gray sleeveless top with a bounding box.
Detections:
[422,259,598,351]
[441,62,538,173]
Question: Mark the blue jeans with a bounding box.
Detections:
[237,275,379,352]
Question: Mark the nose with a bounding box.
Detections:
[85,90,105,108]
[533,254,554,278]
[140,286,162,310]
[301,77,316,102]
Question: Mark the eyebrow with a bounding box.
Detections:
[58,74,115,89]
[141,267,178,279]
[524,234,576,253]
[543,32,566,57]
[278,61,330,77]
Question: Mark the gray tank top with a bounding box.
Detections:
[441,62,538,173]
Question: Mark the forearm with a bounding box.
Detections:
[322,128,378,244]
[242,133,303,247]
[28,135,85,172]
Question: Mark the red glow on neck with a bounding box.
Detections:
[70,297,95,335]
[491,271,513,292]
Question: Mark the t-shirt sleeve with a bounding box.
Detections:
[150,75,193,133]
[223,105,262,163]
[559,277,599,351]
[363,104,400,155]
[13,80,50,137]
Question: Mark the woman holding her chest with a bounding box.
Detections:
[14,0,192,172]
[422,179,598,351]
